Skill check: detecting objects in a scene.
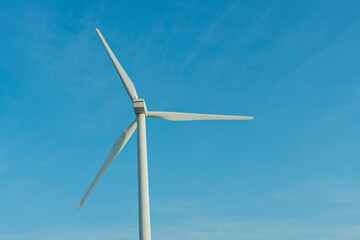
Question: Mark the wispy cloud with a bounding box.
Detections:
[1,218,360,240]
[179,1,241,73]
[269,178,360,203]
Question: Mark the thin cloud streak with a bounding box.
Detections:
[1,218,360,240]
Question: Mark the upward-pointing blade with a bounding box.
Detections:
[146,111,254,121]
[96,28,138,101]
[78,120,137,209]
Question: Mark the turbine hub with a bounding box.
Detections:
[133,99,147,115]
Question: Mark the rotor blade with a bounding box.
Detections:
[78,120,137,209]
[96,28,138,101]
[147,111,254,121]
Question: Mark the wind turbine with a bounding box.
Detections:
[78,28,254,240]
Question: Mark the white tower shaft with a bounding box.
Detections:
[137,113,151,240]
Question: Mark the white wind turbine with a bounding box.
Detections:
[78,28,254,240]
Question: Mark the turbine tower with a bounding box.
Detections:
[78,28,254,240]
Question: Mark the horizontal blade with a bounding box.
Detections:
[96,28,138,101]
[78,120,137,209]
[147,111,254,121]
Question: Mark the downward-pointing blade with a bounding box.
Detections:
[78,120,137,209]
[147,111,254,121]
[96,28,138,101]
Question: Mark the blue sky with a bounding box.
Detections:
[1,0,360,239]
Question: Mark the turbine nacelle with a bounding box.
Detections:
[133,99,147,115]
